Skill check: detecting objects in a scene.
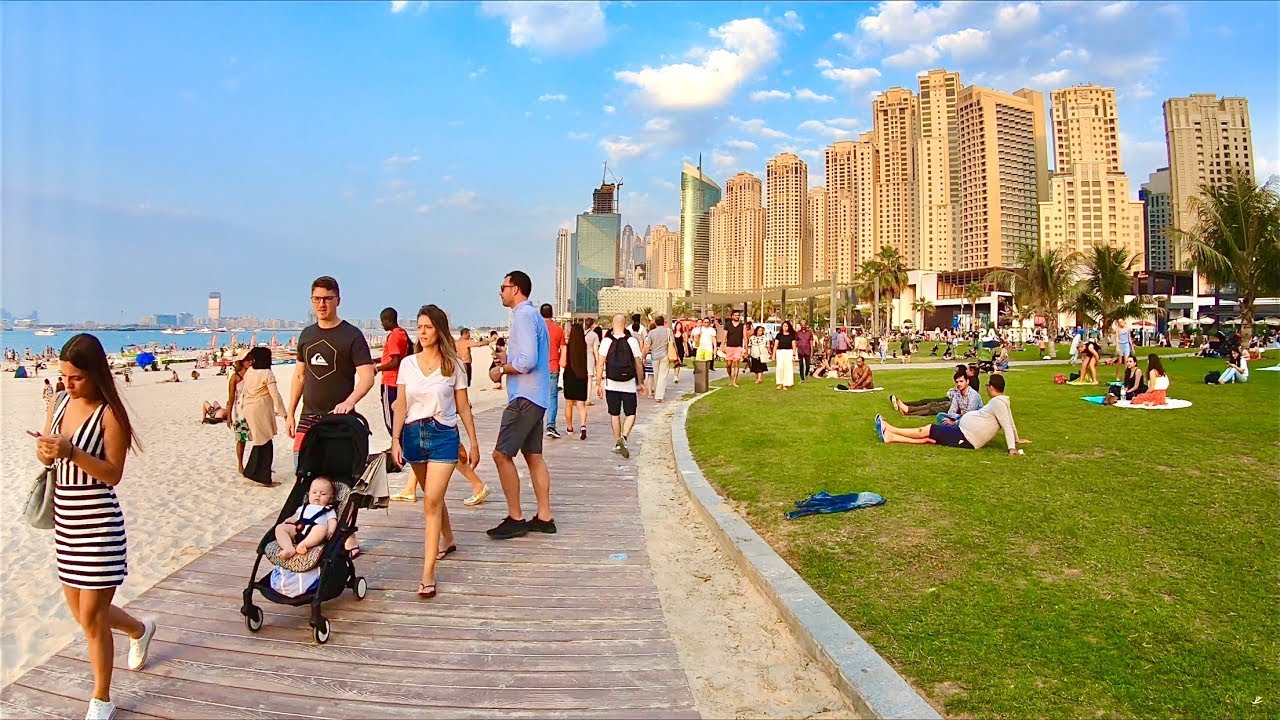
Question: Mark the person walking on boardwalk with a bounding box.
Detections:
[541,303,566,439]
[389,305,481,598]
[286,275,375,556]
[35,334,155,720]
[455,327,481,386]
[487,270,556,540]
[561,321,591,438]
[795,321,815,382]
[645,315,673,403]
[722,309,747,388]
[226,355,250,474]
[597,313,646,458]
[772,320,798,390]
[584,318,601,404]
[240,347,288,485]
[375,307,411,470]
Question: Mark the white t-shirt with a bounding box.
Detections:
[397,354,469,426]
[696,326,716,352]
[598,333,644,393]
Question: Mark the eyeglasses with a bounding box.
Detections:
[311,295,337,305]
[499,284,515,292]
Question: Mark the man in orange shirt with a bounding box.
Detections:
[540,303,566,439]
[376,307,411,467]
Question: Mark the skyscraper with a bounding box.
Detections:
[916,69,962,271]
[825,134,877,282]
[679,161,722,297]
[808,187,827,280]
[646,224,682,290]
[956,86,1048,270]
[873,87,919,267]
[1163,94,1254,269]
[620,224,636,285]
[555,227,573,313]
[709,172,765,292]
[1038,85,1144,270]
[1140,168,1173,273]
[765,153,810,287]
[207,292,221,322]
[574,181,621,314]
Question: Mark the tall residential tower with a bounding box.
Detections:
[709,172,766,292]
[873,87,919,267]
[916,69,962,271]
[764,153,811,287]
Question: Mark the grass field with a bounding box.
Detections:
[685,354,1279,719]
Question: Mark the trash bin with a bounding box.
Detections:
[693,359,710,393]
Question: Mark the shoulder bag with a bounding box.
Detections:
[26,463,56,530]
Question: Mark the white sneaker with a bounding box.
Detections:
[86,698,116,720]
[128,619,156,670]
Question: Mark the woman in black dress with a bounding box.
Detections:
[672,321,688,384]
[562,322,590,440]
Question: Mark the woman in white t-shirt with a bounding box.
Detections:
[390,305,481,599]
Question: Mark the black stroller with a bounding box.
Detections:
[240,414,380,644]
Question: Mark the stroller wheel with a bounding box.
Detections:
[245,605,264,633]
[353,576,368,600]
[314,617,331,644]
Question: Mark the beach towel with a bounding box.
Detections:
[833,386,885,393]
[1257,365,1280,372]
[786,491,885,520]
[1114,398,1193,410]
[1080,395,1108,404]
[1066,379,1099,386]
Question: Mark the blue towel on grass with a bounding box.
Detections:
[1080,395,1107,404]
[786,491,885,520]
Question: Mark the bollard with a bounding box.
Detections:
[693,360,710,393]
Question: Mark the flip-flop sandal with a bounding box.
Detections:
[436,544,457,561]
[347,543,362,559]
[391,494,417,502]
[417,582,436,598]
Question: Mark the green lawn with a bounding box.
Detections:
[686,355,1279,719]
[895,340,1202,364]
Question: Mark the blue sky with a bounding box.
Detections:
[4,1,1276,326]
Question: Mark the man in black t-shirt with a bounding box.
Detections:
[287,276,375,440]
[723,309,747,388]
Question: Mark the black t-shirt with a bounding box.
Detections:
[775,332,796,351]
[725,321,745,346]
[967,370,981,394]
[297,320,373,416]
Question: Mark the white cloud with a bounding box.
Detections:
[750,89,791,101]
[382,153,422,168]
[800,148,824,161]
[825,117,863,129]
[1053,47,1090,65]
[1256,155,1279,182]
[615,18,780,109]
[390,1,409,13]
[566,131,591,141]
[1119,82,1154,101]
[814,57,834,69]
[600,135,652,161]
[934,28,989,59]
[724,139,759,152]
[644,117,673,132]
[995,2,1040,34]
[798,120,856,139]
[538,93,567,102]
[480,1,607,55]
[794,88,835,102]
[883,44,941,69]
[435,189,481,209]
[469,66,487,79]
[415,203,431,214]
[1097,1,1136,19]
[603,104,616,114]
[857,0,972,45]
[778,10,804,31]
[821,66,881,91]
[1029,69,1071,86]
[654,177,677,191]
[711,150,737,172]
[728,115,789,139]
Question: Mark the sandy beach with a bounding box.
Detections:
[0,346,508,686]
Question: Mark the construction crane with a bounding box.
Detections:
[602,161,624,214]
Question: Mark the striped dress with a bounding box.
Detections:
[51,395,128,589]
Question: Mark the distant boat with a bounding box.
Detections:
[34,328,57,337]
[196,328,213,334]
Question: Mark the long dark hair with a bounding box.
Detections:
[248,346,272,370]
[418,304,461,378]
[781,320,795,336]
[567,322,587,379]
[1147,353,1166,377]
[60,334,141,452]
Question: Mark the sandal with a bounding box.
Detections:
[346,539,362,560]
[436,544,457,561]
[391,493,417,502]
[462,486,491,506]
[417,582,436,598]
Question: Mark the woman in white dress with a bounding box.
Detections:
[36,334,155,720]
[772,320,798,390]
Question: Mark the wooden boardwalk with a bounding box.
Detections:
[1,397,699,719]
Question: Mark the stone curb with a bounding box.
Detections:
[671,389,941,720]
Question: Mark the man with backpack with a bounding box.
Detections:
[596,313,646,459]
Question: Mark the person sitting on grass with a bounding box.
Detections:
[936,368,984,424]
[1122,354,1147,397]
[875,373,1029,455]
[849,355,874,389]
[274,477,339,562]
[1128,354,1170,406]
[1218,347,1249,384]
[890,364,972,417]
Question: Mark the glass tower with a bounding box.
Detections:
[678,161,721,296]
[574,212,621,314]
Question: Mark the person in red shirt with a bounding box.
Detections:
[540,303,566,439]
[376,307,412,452]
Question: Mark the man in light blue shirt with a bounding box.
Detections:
[487,270,555,540]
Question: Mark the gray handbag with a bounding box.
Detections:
[25,464,56,530]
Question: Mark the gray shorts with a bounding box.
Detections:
[495,397,546,458]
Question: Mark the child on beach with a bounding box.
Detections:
[274,477,340,561]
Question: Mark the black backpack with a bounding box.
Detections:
[1204,370,1221,384]
[605,331,637,382]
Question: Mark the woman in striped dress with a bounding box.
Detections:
[36,334,154,720]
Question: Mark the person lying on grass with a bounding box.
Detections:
[890,364,982,418]
[875,373,1030,455]
[849,355,874,389]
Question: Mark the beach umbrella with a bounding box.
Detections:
[1224,317,1243,325]
[135,352,156,368]
[1264,318,1280,327]
[1172,317,1195,327]
[1132,320,1155,328]
[1197,317,1216,325]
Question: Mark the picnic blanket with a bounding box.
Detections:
[786,491,885,520]
[834,386,885,393]
[1114,398,1193,410]
[1080,395,1108,404]
[1257,365,1280,372]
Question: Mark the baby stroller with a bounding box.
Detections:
[240,413,385,644]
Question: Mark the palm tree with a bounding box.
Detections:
[985,244,1079,357]
[871,247,909,330]
[911,298,935,330]
[641,306,654,324]
[1073,246,1151,348]
[1173,168,1280,343]
[672,299,691,319]
[965,283,984,333]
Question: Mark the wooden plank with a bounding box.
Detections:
[0,683,161,719]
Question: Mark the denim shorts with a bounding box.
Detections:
[401,418,460,464]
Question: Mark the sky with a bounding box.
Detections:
[4,1,1277,327]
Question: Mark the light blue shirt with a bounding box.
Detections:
[506,300,550,409]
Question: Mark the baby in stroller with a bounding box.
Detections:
[274,477,339,562]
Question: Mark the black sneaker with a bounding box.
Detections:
[546,427,562,439]
[486,516,529,540]
[527,516,557,534]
